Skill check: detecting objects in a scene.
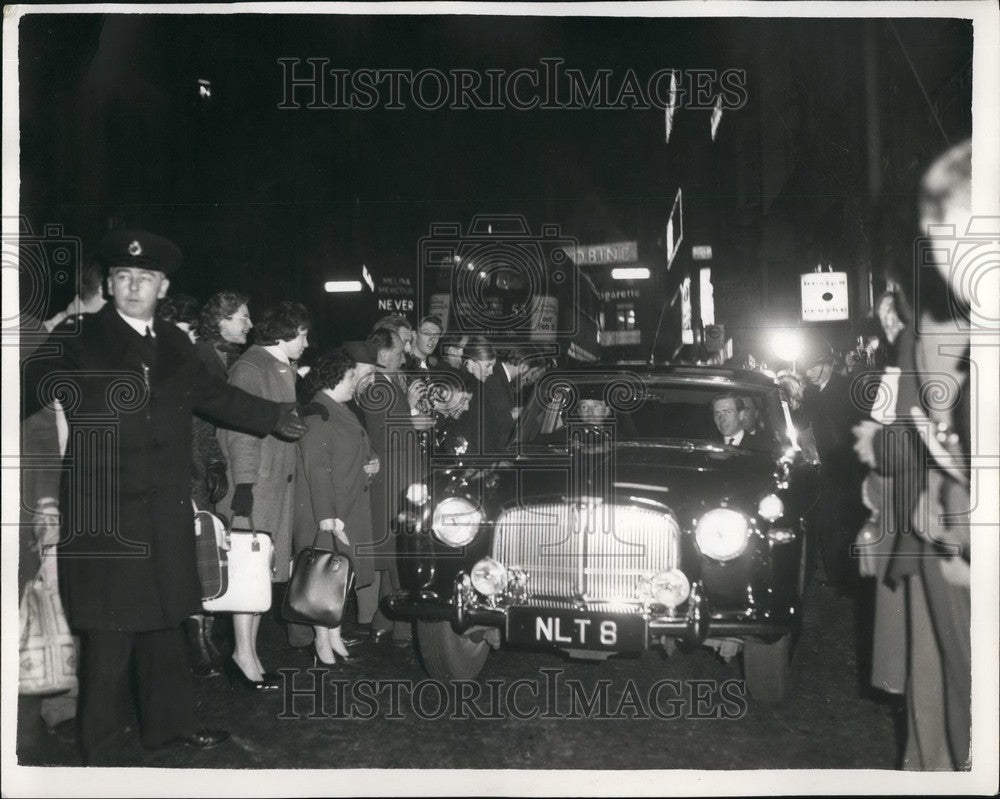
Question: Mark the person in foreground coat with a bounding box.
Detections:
[291,348,380,664]
[21,230,307,765]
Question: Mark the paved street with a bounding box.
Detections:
[18,579,899,770]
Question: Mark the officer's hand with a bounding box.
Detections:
[363,456,380,475]
[272,403,308,440]
[206,462,229,505]
[32,500,61,549]
[298,401,329,421]
[232,483,255,517]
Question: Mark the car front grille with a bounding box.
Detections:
[492,502,680,609]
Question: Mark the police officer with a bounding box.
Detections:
[22,230,307,765]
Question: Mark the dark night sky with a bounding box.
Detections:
[17,12,972,351]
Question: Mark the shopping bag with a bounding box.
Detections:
[19,556,77,695]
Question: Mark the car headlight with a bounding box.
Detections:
[470,557,508,596]
[695,508,750,562]
[757,493,784,522]
[431,496,483,547]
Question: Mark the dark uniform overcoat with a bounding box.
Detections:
[22,303,278,632]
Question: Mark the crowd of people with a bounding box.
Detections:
[18,249,560,763]
[767,140,972,771]
[18,141,973,771]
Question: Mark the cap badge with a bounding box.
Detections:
[128,240,143,257]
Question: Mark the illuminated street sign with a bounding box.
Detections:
[680,276,693,344]
[664,71,680,143]
[325,280,362,293]
[700,267,715,326]
[801,272,849,321]
[710,94,723,141]
[666,188,683,270]
[564,240,638,265]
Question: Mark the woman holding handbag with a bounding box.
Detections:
[292,349,379,665]
[217,302,311,688]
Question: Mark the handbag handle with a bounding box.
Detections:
[312,526,342,553]
[231,515,276,578]
[230,513,257,534]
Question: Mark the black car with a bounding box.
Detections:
[386,366,819,702]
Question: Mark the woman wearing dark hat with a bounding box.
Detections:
[291,349,379,665]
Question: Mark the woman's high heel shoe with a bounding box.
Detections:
[331,650,361,666]
[312,647,360,668]
[224,658,279,691]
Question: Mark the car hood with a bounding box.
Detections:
[447,443,779,525]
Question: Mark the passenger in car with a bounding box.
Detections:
[712,393,748,447]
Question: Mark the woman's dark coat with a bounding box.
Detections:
[292,391,376,588]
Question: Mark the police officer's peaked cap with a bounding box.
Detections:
[99,230,183,275]
[342,340,379,365]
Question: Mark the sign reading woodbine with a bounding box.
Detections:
[563,240,639,266]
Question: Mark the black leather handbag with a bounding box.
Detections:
[282,530,355,627]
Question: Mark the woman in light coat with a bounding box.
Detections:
[217,301,310,688]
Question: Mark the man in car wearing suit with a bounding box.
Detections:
[21,229,307,765]
[712,393,749,447]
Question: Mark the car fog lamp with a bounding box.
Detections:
[767,528,795,544]
[470,557,508,596]
[406,482,430,505]
[695,508,750,562]
[431,496,483,547]
[651,569,690,609]
[757,493,784,522]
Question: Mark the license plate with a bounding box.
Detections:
[506,608,645,652]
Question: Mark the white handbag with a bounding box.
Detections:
[202,515,274,613]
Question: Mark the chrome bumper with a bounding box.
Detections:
[385,575,790,646]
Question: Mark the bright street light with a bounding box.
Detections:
[771,329,804,362]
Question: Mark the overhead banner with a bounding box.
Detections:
[801,272,849,321]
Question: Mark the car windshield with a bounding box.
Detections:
[521,376,783,450]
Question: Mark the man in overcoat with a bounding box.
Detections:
[357,328,430,644]
[20,230,306,764]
